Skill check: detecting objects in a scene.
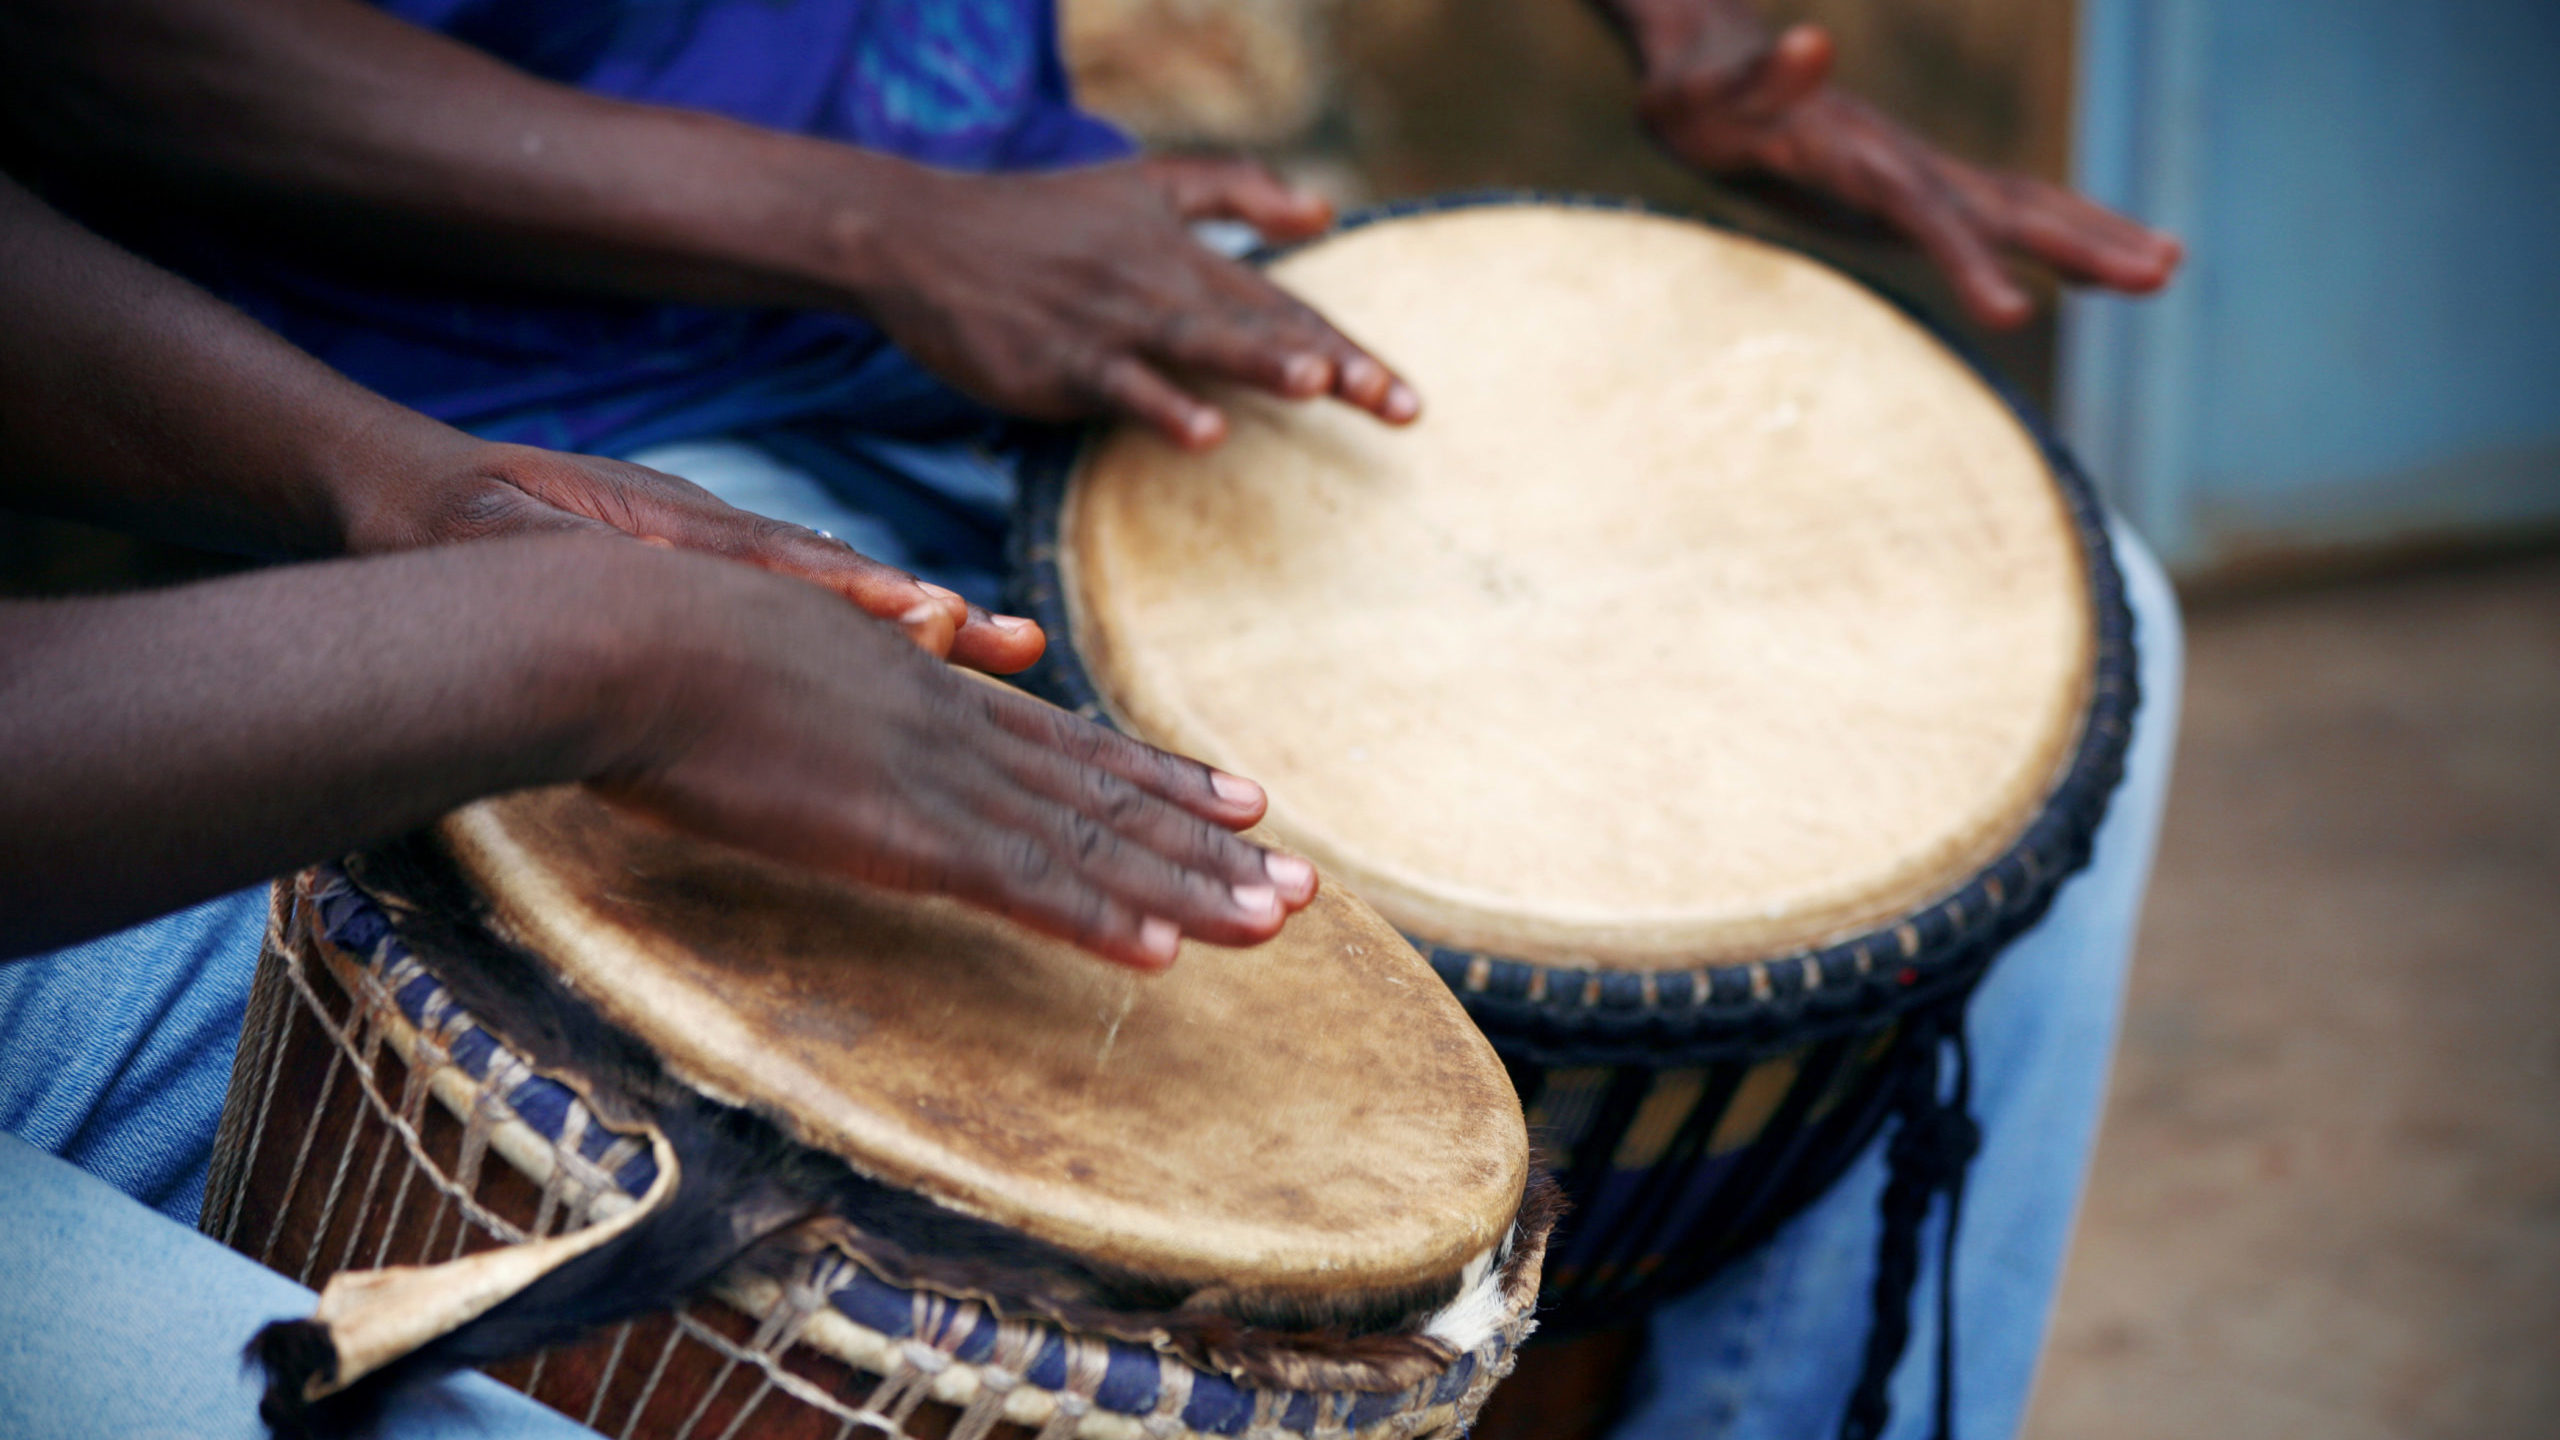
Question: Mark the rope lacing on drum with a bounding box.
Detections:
[1839,1010,1979,1440]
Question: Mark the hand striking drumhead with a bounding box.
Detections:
[1063,204,2095,969]
[442,788,1527,1302]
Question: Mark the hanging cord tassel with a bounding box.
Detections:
[1837,1011,1982,1440]
[1930,1024,1977,1440]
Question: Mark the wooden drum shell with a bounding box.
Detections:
[204,878,1539,1440]
[203,889,1023,1440]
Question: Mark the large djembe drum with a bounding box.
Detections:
[1011,197,2137,1398]
[203,786,1551,1438]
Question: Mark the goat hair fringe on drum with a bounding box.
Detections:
[247,833,1550,1436]
[249,1101,807,1437]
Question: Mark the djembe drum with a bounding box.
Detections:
[1010,197,2136,1424]
[202,786,1550,1439]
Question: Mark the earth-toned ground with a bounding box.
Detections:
[2026,552,2560,1440]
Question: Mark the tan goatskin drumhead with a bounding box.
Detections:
[1064,204,2095,969]
[441,788,1528,1303]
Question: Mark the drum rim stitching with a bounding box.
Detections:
[293,868,1545,1440]
[1004,190,2139,1061]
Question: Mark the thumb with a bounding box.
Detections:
[1142,154,1334,242]
[654,507,972,657]
[1660,22,1834,125]
[644,505,1053,672]
[505,452,1048,669]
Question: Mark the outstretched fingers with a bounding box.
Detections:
[1155,278,1420,426]
[818,799,1183,971]
[902,694,1314,968]
[520,453,1047,671]
[725,522,1047,671]
[951,774,1295,959]
[971,684,1318,898]
[1144,154,1336,243]
[974,685,1268,828]
[1002,736,1310,899]
[694,519,1039,672]
[1959,169,2185,295]
[1091,353,1226,449]
[1834,118,2032,328]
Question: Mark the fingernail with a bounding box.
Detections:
[1341,356,1383,394]
[992,614,1038,632]
[898,601,945,628]
[918,582,961,602]
[1139,916,1181,963]
[1231,883,1280,919]
[1262,852,1316,899]
[1384,383,1421,421]
[1282,354,1327,395]
[1184,410,1224,447]
[1209,770,1263,806]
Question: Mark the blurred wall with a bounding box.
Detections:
[2065,0,2560,577]
[1061,0,1332,147]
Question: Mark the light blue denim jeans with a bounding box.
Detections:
[0,886,268,1227]
[0,435,2177,1440]
[0,1130,597,1439]
[1612,529,2180,1440]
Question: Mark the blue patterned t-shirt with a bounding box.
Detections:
[160,0,1133,453]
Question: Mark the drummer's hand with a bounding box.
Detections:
[595,552,1318,970]
[351,437,1045,674]
[834,156,1417,449]
[1605,1,2182,328]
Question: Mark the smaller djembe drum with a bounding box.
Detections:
[1010,197,2137,1424]
[204,785,1550,1439]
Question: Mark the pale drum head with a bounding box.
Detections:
[443,788,1528,1307]
[1063,204,2096,971]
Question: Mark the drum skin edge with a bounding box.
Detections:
[1006,192,2140,1332]
[207,866,1559,1440]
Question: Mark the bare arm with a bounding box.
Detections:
[0,537,1312,968]
[0,0,1412,445]
[0,0,861,309]
[0,168,1043,669]
[1588,0,2182,327]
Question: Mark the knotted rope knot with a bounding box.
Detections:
[1885,1099,1981,1195]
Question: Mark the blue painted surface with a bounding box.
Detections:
[2062,0,2560,571]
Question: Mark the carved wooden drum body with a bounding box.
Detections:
[1011,197,2138,1333]
[205,788,1549,1438]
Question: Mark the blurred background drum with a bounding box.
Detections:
[204,786,1549,1439]
[1012,198,2136,1361]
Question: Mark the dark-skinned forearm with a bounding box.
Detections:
[0,171,481,558]
[0,0,912,313]
[0,174,1032,670]
[0,536,686,957]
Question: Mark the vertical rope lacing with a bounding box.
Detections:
[1838,1007,1981,1440]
